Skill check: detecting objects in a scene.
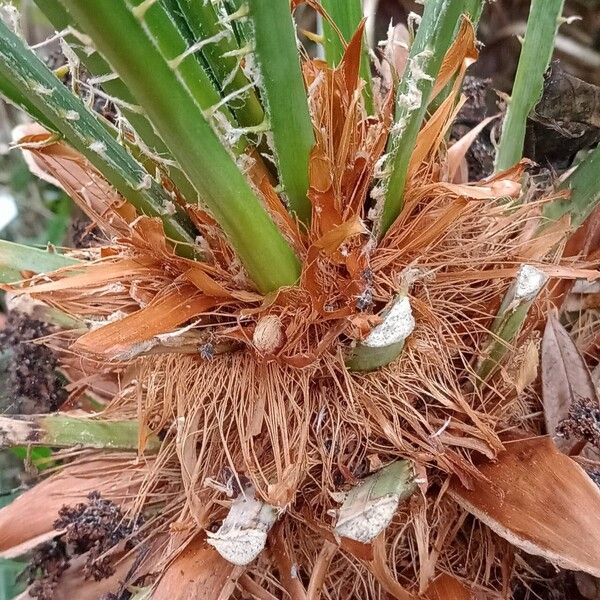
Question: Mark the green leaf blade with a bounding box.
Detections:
[249,0,314,224]
[494,0,565,172]
[60,0,300,293]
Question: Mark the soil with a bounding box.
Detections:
[0,312,66,414]
[67,215,103,249]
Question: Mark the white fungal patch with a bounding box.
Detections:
[363,295,415,348]
[136,173,153,191]
[206,489,278,566]
[334,461,416,543]
[29,81,53,96]
[88,140,107,155]
[514,265,548,303]
[62,110,80,121]
[163,200,176,215]
[335,496,400,544]
[395,49,433,116]
[206,528,269,566]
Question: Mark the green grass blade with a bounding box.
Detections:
[33,0,198,203]
[60,0,300,293]
[0,239,81,283]
[320,0,373,114]
[494,0,565,172]
[0,414,160,452]
[378,0,465,236]
[0,20,197,255]
[174,0,264,127]
[249,0,314,225]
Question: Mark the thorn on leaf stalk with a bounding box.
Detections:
[131,0,160,21]
[221,3,249,23]
[222,44,252,58]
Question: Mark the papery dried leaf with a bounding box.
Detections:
[542,313,598,450]
[153,537,242,600]
[9,258,158,296]
[378,23,409,93]
[184,266,261,302]
[312,215,367,255]
[432,180,521,200]
[73,288,216,359]
[409,93,465,174]
[340,20,367,98]
[449,437,600,577]
[366,536,414,600]
[431,19,478,100]
[425,573,471,600]
[447,115,499,183]
[514,339,539,394]
[13,124,134,237]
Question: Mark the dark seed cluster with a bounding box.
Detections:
[556,396,600,449]
[25,492,140,599]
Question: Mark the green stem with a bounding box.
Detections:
[33,0,198,203]
[379,0,465,236]
[0,20,197,255]
[476,265,547,382]
[60,0,300,293]
[320,0,374,114]
[494,0,565,172]
[174,0,264,127]
[129,0,234,123]
[0,415,159,452]
[224,0,253,46]
[345,294,415,372]
[335,460,416,543]
[249,0,314,225]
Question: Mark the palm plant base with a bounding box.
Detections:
[1,1,600,599]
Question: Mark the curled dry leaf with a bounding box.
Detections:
[153,537,242,600]
[448,437,600,577]
[13,123,134,238]
[542,312,598,451]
